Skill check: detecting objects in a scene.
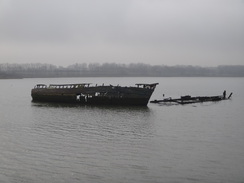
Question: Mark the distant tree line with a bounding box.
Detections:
[0,63,244,79]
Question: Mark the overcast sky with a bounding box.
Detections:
[0,0,244,66]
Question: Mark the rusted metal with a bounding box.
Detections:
[31,83,159,106]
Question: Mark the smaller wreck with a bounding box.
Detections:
[31,83,158,106]
[150,91,232,105]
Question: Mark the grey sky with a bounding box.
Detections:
[0,0,244,66]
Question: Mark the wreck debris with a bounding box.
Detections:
[150,91,232,105]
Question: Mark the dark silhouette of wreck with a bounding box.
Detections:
[31,83,158,106]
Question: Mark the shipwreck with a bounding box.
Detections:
[150,91,232,105]
[31,83,159,106]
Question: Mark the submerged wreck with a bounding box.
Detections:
[31,83,158,106]
[150,91,232,105]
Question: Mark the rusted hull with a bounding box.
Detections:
[31,83,158,106]
[84,97,149,106]
[32,95,150,105]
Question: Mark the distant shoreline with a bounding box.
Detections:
[1,75,243,79]
[1,63,244,79]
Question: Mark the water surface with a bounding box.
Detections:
[0,77,244,183]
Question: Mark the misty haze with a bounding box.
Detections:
[0,1,244,183]
[0,0,244,66]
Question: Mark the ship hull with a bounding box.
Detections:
[31,83,158,106]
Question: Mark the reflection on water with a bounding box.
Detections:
[31,101,154,139]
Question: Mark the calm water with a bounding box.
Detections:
[0,77,244,183]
